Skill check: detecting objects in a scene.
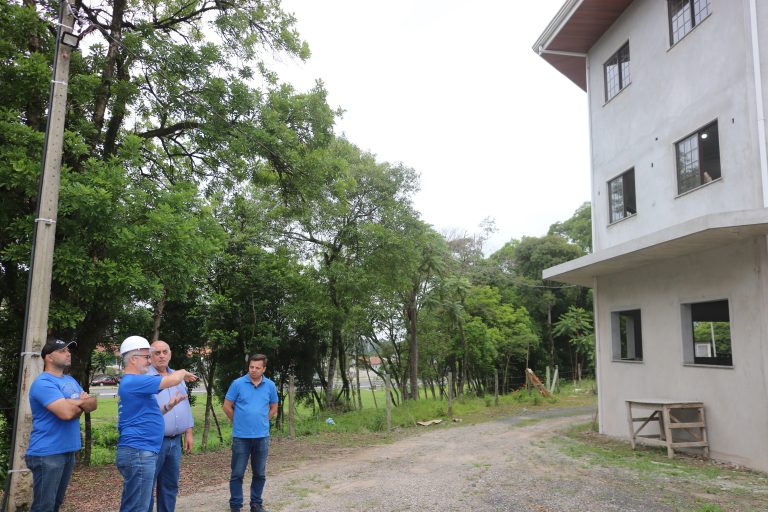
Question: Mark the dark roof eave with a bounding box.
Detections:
[532,0,635,91]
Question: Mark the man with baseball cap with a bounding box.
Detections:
[26,336,97,511]
[116,336,197,512]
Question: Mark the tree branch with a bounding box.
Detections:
[137,121,201,139]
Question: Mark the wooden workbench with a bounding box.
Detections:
[625,399,709,458]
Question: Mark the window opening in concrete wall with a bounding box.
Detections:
[608,168,636,223]
[668,0,711,45]
[675,120,720,194]
[681,299,732,366]
[604,42,630,101]
[611,309,643,361]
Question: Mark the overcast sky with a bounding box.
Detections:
[270,1,591,254]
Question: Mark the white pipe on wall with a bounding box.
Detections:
[748,0,768,207]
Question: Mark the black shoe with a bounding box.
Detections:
[251,506,267,512]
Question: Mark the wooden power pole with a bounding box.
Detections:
[5,1,77,509]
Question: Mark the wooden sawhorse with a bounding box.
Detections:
[625,399,709,458]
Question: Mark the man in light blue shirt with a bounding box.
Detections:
[147,340,194,512]
[223,354,278,512]
[27,337,97,512]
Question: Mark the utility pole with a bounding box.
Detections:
[5,1,77,510]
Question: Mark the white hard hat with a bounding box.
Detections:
[120,335,150,355]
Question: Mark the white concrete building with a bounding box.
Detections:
[534,0,768,472]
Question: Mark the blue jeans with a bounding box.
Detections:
[116,446,158,512]
[149,436,182,512]
[25,452,76,512]
[229,437,269,509]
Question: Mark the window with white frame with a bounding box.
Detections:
[608,168,636,223]
[668,0,711,45]
[611,309,643,361]
[676,121,720,194]
[604,42,630,102]
[681,299,732,366]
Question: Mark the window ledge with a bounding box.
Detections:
[608,212,637,227]
[668,12,713,51]
[682,363,733,370]
[612,358,643,363]
[675,177,722,199]
[602,81,631,107]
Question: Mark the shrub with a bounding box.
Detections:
[367,413,386,432]
[91,423,119,448]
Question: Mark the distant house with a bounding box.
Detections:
[349,356,383,374]
[534,0,768,472]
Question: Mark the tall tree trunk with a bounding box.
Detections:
[72,307,112,466]
[92,0,126,138]
[23,0,43,131]
[355,346,362,410]
[201,356,222,449]
[365,365,378,409]
[458,321,467,397]
[151,287,168,341]
[325,323,340,407]
[102,53,131,157]
[325,273,341,407]
[406,287,419,400]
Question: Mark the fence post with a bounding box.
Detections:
[385,373,392,432]
[288,374,295,438]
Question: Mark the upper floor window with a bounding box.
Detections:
[608,168,636,223]
[681,299,732,367]
[604,42,630,102]
[675,121,720,194]
[669,0,711,45]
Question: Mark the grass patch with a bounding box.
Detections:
[81,380,597,465]
[555,422,768,512]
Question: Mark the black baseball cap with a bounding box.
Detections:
[41,338,76,358]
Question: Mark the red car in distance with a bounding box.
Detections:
[91,374,119,386]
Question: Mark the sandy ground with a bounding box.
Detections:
[159,407,763,512]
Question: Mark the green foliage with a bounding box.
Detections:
[91,423,119,449]
[548,202,592,253]
[552,305,595,364]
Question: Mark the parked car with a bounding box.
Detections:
[91,374,119,386]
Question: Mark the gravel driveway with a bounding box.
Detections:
[164,406,762,512]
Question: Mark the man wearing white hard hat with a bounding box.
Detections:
[116,336,197,512]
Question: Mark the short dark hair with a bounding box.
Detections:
[248,353,267,365]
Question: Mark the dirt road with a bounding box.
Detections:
[164,407,757,512]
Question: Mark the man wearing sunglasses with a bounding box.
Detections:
[116,336,197,512]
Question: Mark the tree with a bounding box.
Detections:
[266,138,419,408]
[548,202,592,253]
[552,305,594,381]
[0,0,331,467]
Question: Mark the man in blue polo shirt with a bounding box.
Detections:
[27,337,97,512]
[223,354,278,512]
[116,336,197,512]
